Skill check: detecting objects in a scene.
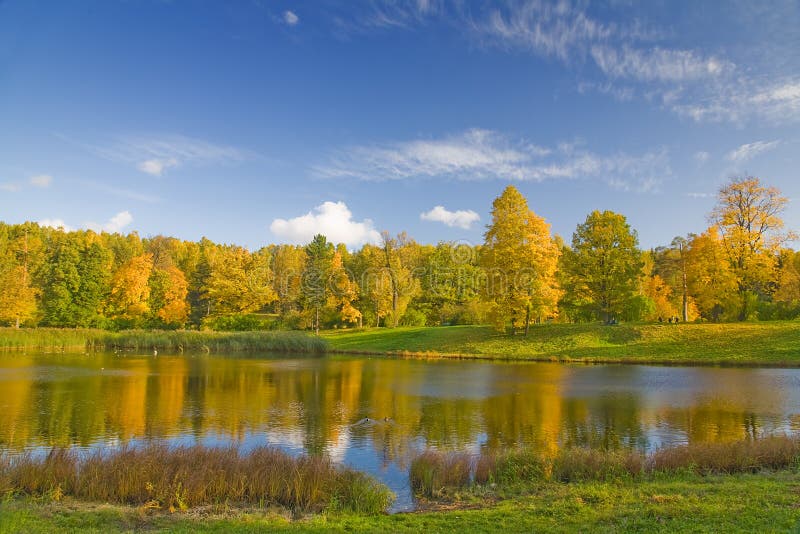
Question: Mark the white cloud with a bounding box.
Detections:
[315,129,669,192]
[38,211,133,234]
[270,201,381,248]
[39,218,73,231]
[138,158,178,176]
[29,174,52,188]
[284,10,299,25]
[84,211,134,234]
[686,192,714,199]
[726,140,781,162]
[0,182,21,192]
[694,151,710,164]
[420,206,480,229]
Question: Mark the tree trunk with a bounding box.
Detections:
[315,306,320,335]
[524,305,531,336]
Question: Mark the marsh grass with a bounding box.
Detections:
[409,451,472,498]
[0,328,327,354]
[648,436,800,474]
[0,445,392,514]
[411,436,800,498]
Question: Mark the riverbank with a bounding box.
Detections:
[3,321,799,365]
[0,328,327,354]
[324,322,800,365]
[2,472,798,533]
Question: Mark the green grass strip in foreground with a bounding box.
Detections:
[2,472,799,533]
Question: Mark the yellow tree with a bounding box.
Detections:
[710,176,793,320]
[685,227,738,321]
[270,244,306,315]
[380,232,421,328]
[0,225,39,327]
[107,253,154,321]
[207,246,276,315]
[481,185,561,334]
[326,250,361,326]
[150,265,189,326]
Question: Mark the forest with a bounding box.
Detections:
[1,176,798,333]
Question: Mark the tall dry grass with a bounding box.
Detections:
[410,436,800,497]
[0,444,392,513]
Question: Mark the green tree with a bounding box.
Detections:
[302,234,334,334]
[562,210,643,323]
[481,186,561,334]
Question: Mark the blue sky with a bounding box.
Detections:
[1,0,799,250]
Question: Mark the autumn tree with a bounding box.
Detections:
[380,231,421,328]
[0,224,39,327]
[270,244,306,317]
[206,246,276,315]
[710,176,793,320]
[562,210,643,323]
[149,264,189,327]
[349,244,394,327]
[685,227,738,321]
[481,186,561,334]
[107,253,154,324]
[326,250,361,326]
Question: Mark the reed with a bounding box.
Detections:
[648,436,800,474]
[0,444,392,513]
[409,450,472,498]
[410,436,800,497]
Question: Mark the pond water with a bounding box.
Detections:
[1,352,799,511]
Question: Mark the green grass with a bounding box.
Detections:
[2,472,799,532]
[0,328,328,354]
[323,322,800,365]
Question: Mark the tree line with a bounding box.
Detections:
[1,176,797,332]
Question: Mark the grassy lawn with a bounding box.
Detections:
[323,322,800,365]
[2,472,799,533]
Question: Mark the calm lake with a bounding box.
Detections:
[1,353,799,510]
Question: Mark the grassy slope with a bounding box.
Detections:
[323,322,800,365]
[2,473,799,533]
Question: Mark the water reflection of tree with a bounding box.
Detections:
[0,355,793,465]
[560,393,648,451]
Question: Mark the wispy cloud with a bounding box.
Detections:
[421,206,480,229]
[694,151,710,164]
[726,140,781,162]
[315,128,669,193]
[686,192,715,199]
[29,174,52,188]
[270,201,382,248]
[0,182,21,192]
[590,45,732,83]
[84,134,247,176]
[1,174,53,191]
[78,180,162,203]
[329,1,799,125]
